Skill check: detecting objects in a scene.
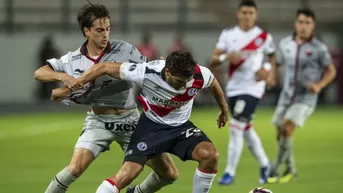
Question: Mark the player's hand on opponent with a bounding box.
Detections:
[308,83,322,94]
[59,74,84,91]
[51,87,72,101]
[227,52,243,65]
[217,110,228,128]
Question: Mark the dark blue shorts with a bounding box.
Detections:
[124,113,212,166]
[228,95,260,123]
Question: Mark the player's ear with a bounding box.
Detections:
[165,68,171,76]
[84,27,90,37]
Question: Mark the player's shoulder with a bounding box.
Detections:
[279,35,293,46]
[57,49,79,64]
[198,65,210,74]
[109,39,134,50]
[254,26,273,36]
[145,60,165,74]
[311,37,329,51]
[68,48,82,63]
[221,25,237,34]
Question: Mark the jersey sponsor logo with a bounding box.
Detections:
[128,64,137,71]
[129,46,136,55]
[151,96,189,108]
[137,142,147,151]
[148,60,160,65]
[74,69,85,75]
[187,88,198,96]
[104,123,136,132]
[111,49,121,54]
[71,54,81,61]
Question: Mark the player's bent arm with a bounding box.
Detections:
[207,78,228,112]
[77,62,123,84]
[34,65,68,82]
[318,64,336,89]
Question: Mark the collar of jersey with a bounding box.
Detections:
[80,40,112,56]
[292,32,314,43]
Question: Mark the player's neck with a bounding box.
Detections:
[239,25,254,32]
[87,41,105,57]
[294,35,312,44]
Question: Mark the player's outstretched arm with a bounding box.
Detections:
[77,62,123,84]
[207,78,229,128]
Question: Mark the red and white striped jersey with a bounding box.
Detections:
[216,26,275,98]
[120,60,214,126]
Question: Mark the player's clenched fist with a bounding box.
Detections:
[51,87,71,101]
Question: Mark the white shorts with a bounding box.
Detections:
[272,103,314,128]
[75,109,140,157]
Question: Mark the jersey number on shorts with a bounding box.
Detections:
[182,128,201,138]
[234,99,246,114]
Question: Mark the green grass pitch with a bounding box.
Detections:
[0,107,342,193]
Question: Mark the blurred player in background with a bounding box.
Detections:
[63,50,228,193]
[210,0,276,185]
[34,2,178,193]
[267,8,336,183]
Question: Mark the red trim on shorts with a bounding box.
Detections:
[230,123,244,130]
[244,123,252,130]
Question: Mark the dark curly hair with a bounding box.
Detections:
[165,50,197,78]
[77,1,110,36]
[297,8,316,21]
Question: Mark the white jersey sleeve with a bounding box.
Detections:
[263,33,276,55]
[119,62,146,87]
[215,30,229,51]
[200,66,214,88]
[46,52,71,72]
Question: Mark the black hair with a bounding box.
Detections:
[165,50,196,78]
[77,1,110,36]
[296,8,316,21]
[239,0,257,9]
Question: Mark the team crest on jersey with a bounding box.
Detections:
[188,88,198,96]
[129,64,137,71]
[255,38,263,46]
[137,142,147,151]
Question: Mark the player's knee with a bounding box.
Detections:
[193,142,219,166]
[283,120,296,137]
[118,162,144,185]
[165,167,179,182]
[161,168,179,184]
[67,162,86,177]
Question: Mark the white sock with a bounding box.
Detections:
[224,118,245,176]
[244,127,269,167]
[44,167,77,193]
[134,172,173,193]
[192,168,216,193]
[96,179,119,193]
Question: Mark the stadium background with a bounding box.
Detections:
[0,0,342,193]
